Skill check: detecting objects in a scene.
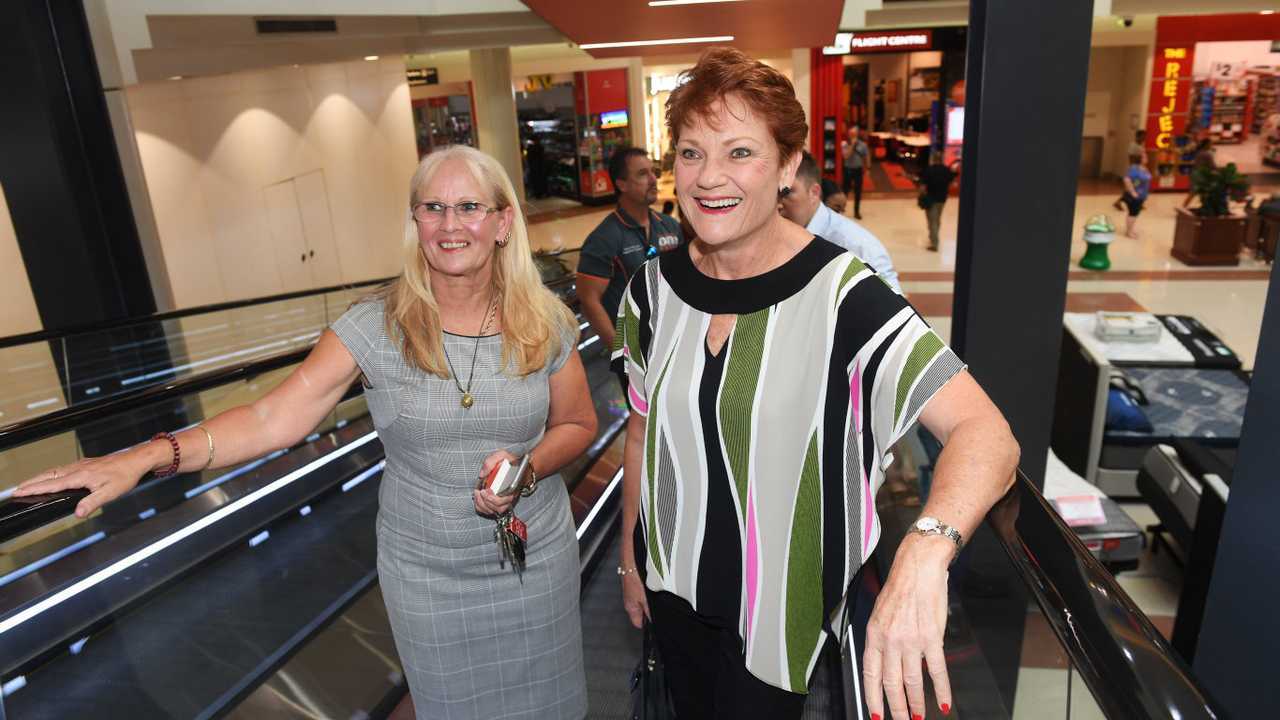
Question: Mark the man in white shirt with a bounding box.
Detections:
[779,152,901,293]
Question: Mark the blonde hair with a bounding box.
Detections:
[379,145,576,378]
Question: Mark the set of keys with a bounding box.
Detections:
[494,511,528,578]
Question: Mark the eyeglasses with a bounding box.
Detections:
[412,201,498,224]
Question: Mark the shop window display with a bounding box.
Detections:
[1144,13,1280,191]
[411,95,475,157]
[516,78,580,200]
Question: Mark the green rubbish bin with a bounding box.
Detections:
[1080,214,1116,271]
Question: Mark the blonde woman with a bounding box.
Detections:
[16,146,597,719]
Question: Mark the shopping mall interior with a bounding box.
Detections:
[1,1,1278,719]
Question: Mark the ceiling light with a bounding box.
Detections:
[168,75,183,80]
[579,35,734,50]
[649,0,745,5]
[1262,10,1276,14]
[364,55,379,61]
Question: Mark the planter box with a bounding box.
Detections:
[1171,208,1244,266]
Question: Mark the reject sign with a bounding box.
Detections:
[1052,495,1107,527]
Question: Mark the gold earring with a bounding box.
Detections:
[497,233,510,247]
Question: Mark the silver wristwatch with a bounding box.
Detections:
[909,516,963,551]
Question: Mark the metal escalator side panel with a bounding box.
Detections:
[0,426,383,677]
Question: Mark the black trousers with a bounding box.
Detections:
[646,590,808,719]
[844,167,864,214]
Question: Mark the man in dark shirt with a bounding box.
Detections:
[917,152,958,252]
[576,147,682,351]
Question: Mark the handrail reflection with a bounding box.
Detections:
[0,277,394,351]
[990,470,1222,719]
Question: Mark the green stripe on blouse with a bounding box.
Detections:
[785,432,824,691]
[895,331,944,424]
[833,256,868,309]
[646,355,673,579]
[718,309,770,521]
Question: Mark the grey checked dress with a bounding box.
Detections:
[332,300,587,720]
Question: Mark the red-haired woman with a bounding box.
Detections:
[612,47,1019,720]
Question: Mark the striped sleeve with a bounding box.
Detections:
[610,262,654,416]
[832,258,964,453]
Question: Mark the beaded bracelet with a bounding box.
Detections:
[152,431,181,477]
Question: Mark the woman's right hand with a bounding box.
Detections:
[13,453,148,518]
[621,558,649,629]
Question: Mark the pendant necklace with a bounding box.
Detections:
[443,293,497,409]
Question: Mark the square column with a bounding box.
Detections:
[469,48,525,205]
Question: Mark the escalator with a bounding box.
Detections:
[0,254,1225,719]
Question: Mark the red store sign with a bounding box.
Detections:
[824,29,933,54]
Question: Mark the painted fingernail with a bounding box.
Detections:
[913,715,923,720]
[870,715,881,720]
[942,703,952,716]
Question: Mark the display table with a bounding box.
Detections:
[1051,313,1245,497]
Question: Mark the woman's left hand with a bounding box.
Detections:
[474,450,518,517]
[862,534,954,720]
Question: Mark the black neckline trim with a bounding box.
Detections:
[442,330,502,339]
[659,236,844,314]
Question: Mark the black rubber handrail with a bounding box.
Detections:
[990,470,1223,719]
[0,276,394,351]
[0,348,313,453]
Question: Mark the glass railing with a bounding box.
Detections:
[0,281,387,429]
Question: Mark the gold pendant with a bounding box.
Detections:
[461,392,474,409]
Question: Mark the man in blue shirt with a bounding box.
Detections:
[779,152,901,293]
[576,147,683,349]
[1121,152,1152,239]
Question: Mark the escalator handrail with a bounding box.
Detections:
[0,276,394,352]
[0,348,314,453]
[989,469,1223,719]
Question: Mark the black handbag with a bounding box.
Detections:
[630,623,674,720]
[917,191,931,209]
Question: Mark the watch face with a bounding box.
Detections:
[916,517,939,532]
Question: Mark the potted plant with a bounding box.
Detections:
[1172,162,1251,266]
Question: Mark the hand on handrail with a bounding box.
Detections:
[13,449,156,518]
[862,532,954,720]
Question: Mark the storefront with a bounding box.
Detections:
[1145,13,1280,192]
[408,72,476,158]
[810,27,968,191]
[513,68,634,204]
[516,74,580,200]
[574,68,633,202]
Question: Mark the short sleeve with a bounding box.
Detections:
[330,299,387,382]
[546,317,578,375]
[835,258,965,453]
[610,263,654,417]
[576,228,616,279]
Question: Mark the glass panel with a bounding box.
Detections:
[0,285,389,430]
[0,358,367,587]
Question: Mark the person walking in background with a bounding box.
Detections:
[1122,152,1152,239]
[17,145,598,720]
[780,151,900,292]
[916,152,957,251]
[1114,129,1148,212]
[842,124,870,219]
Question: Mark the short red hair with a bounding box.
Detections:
[666,47,807,161]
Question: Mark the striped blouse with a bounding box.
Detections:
[612,238,964,693]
